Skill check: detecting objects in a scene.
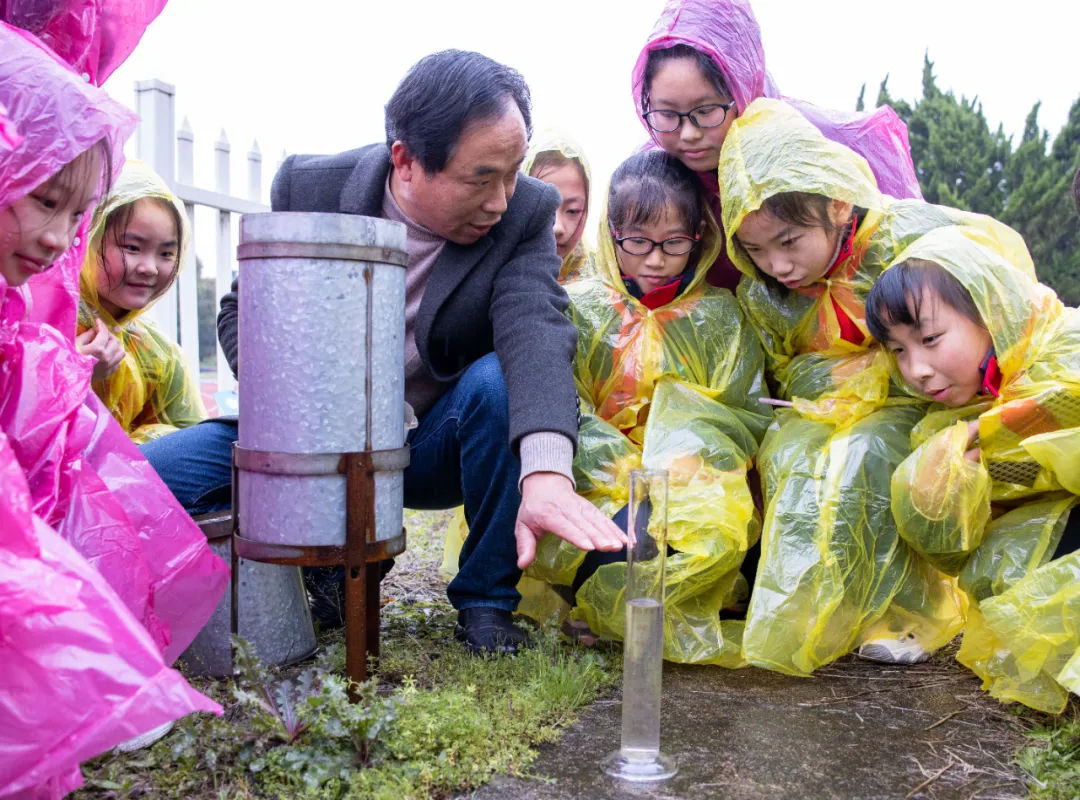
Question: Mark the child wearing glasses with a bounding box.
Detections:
[632,0,922,291]
[863,228,1080,713]
[525,148,770,665]
[712,98,1037,675]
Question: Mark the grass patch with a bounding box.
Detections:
[73,510,620,799]
[1017,704,1080,799]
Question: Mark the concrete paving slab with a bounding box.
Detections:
[465,656,1030,800]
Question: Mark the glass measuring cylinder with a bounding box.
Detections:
[602,469,677,782]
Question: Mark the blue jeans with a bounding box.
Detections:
[141,353,524,611]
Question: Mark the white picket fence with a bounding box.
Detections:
[133,79,274,398]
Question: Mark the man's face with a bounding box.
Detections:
[392,103,528,245]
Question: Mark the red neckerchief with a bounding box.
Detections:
[824,216,863,345]
[980,350,1001,398]
[623,275,683,310]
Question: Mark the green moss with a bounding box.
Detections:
[77,623,614,799]
[1017,706,1080,799]
[74,511,619,800]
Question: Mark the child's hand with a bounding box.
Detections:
[964,419,981,462]
[75,318,125,382]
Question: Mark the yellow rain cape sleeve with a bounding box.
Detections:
[523,129,595,284]
[535,194,770,666]
[77,160,206,443]
[883,225,1080,712]
[717,99,967,675]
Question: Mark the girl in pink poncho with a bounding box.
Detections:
[631,0,922,292]
[0,23,227,797]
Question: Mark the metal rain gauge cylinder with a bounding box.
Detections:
[235,211,406,551]
[602,468,677,782]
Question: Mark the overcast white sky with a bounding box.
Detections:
[104,0,1079,260]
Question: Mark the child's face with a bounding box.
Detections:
[647,57,735,173]
[735,201,850,289]
[0,156,100,288]
[97,198,178,319]
[882,288,992,407]
[612,202,695,292]
[536,162,587,259]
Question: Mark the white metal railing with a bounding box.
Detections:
[133,79,273,398]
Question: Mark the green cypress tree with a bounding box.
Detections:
[875,75,913,121]
[903,54,1010,214]
[1000,103,1055,265]
[1029,96,1080,305]
[867,62,1078,303]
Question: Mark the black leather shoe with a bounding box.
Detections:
[453,607,528,656]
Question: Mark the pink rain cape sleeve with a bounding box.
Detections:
[0,22,228,796]
[630,0,923,200]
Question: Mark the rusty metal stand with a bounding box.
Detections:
[230,443,408,687]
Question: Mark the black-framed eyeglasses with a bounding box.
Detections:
[613,232,700,257]
[642,100,736,133]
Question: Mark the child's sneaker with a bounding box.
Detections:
[856,632,930,665]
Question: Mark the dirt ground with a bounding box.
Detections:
[468,650,1034,799]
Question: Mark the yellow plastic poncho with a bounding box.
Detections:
[532,193,771,667]
[523,129,594,284]
[443,199,771,662]
[717,99,968,675]
[77,160,205,443]
[720,99,1034,414]
[884,225,1080,712]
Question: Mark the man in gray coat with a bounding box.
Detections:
[142,49,624,654]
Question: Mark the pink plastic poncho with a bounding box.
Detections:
[0,23,228,796]
[3,0,167,332]
[0,19,228,659]
[631,0,923,201]
[0,411,220,798]
[0,103,20,151]
[1,0,167,86]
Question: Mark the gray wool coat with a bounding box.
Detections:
[217,142,580,451]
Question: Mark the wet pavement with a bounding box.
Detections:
[465,656,1030,800]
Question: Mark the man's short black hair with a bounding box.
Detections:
[385,49,532,174]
